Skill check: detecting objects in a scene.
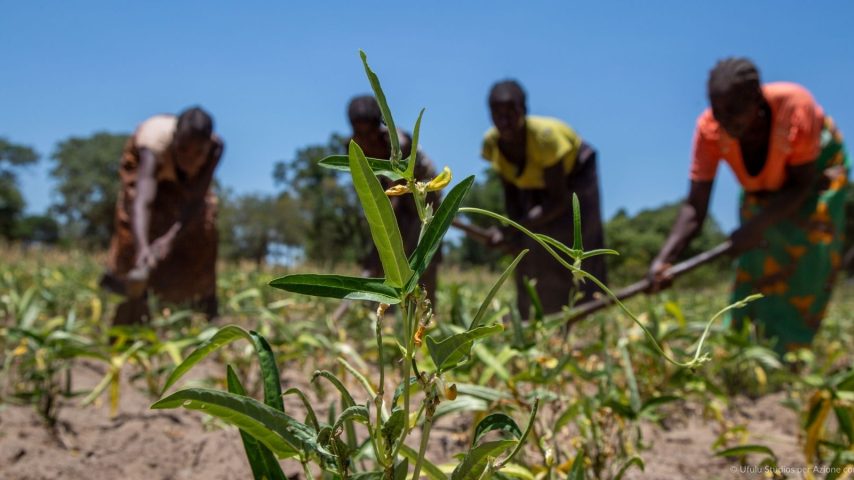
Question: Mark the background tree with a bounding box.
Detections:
[272,134,371,266]
[218,190,305,266]
[49,132,128,247]
[14,214,60,244]
[0,137,39,239]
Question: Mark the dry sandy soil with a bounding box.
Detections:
[1,356,810,480]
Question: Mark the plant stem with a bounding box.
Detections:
[411,387,437,480]
[390,297,416,463]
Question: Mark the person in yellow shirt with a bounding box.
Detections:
[481,80,607,319]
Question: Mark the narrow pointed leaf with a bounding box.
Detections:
[349,140,412,287]
[227,366,287,480]
[567,450,586,480]
[470,250,527,330]
[283,388,320,431]
[269,273,400,304]
[152,388,328,461]
[333,405,370,432]
[405,109,425,178]
[251,332,284,412]
[160,326,253,394]
[614,456,644,480]
[426,324,504,372]
[406,175,475,293]
[498,398,539,467]
[473,413,523,446]
[715,444,777,459]
[312,370,356,407]
[318,154,406,180]
[360,50,401,164]
[451,440,517,480]
[571,193,582,251]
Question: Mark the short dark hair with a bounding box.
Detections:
[488,79,527,109]
[707,57,761,99]
[176,106,213,141]
[347,95,382,125]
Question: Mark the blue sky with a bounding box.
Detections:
[2,1,853,233]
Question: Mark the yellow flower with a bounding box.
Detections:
[426,167,452,192]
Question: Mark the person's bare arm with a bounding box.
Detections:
[521,163,573,231]
[648,180,713,289]
[132,148,159,268]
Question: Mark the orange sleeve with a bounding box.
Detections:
[689,113,721,182]
[786,103,823,165]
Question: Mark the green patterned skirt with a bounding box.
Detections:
[731,119,849,353]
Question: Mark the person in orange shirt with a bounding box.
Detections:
[649,58,849,353]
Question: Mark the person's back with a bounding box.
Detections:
[104,107,224,324]
[481,80,607,319]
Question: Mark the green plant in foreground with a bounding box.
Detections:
[152,51,539,480]
[150,51,762,480]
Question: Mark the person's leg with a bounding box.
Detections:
[113,295,151,326]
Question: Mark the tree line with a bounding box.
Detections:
[2,133,852,279]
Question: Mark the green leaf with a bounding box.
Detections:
[381,409,405,443]
[400,444,448,480]
[834,406,854,445]
[349,140,412,288]
[250,332,284,412]
[566,450,585,480]
[283,387,320,431]
[497,464,535,480]
[318,154,405,180]
[571,193,582,251]
[226,366,287,480]
[522,277,544,322]
[639,395,682,416]
[451,440,517,480]
[433,396,489,421]
[454,383,511,403]
[426,324,504,372]
[333,405,370,432]
[613,456,644,480]
[498,398,539,468]
[312,370,356,407]
[360,50,401,165]
[405,109,425,178]
[269,273,401,304]
[469,250,528,330]
[833,368,854,391]
[406,175,475,293]
[473,413,523,446]
[160,325,252,395]
[715,444,777,460]
[151,388,328,461]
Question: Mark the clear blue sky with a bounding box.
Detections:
[2,1,853,233]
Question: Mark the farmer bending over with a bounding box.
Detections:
[481,80,608,320]
[649,58,849,353]
[102,107,224,325]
